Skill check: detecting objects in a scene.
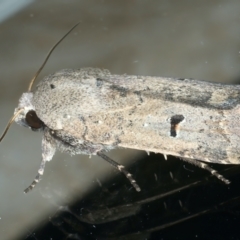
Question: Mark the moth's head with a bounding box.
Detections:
[14,92,44,132]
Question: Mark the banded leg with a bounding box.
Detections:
[24,158,47,193]
[97,151,141,192]
[181,158,230,184]
[24,128,56,193]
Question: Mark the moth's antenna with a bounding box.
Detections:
[0,109,24,142]
[1,23,80,142]
[28,22,80,91]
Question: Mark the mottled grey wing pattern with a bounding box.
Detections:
[33,68,240,164]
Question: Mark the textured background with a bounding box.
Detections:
[0,0,240,239]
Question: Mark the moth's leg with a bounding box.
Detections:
[181,158,230,184]
[24,129,56,193]
[97,151,141,192]
[24,158,46,193]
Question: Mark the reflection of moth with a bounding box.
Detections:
[2,23,239,193]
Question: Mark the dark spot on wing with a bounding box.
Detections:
[134,91,143,103]
[170,114,184,137]
[96,78,104,87]
[110,85,128,97]
[50,84,55,89]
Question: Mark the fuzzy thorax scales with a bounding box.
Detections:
[14,68,116,157]
[14,91,111,157]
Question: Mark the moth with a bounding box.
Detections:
[1,23,239,193]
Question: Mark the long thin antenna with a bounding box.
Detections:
[28,22,80,91]
[1,23,80,142]
[0,109,23,142]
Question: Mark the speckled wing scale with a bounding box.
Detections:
[3,23,240,193]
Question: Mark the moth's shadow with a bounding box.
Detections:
[22,153,240,240]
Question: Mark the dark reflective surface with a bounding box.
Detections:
[22,153,240,239]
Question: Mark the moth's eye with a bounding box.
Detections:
[25,110,43,129]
